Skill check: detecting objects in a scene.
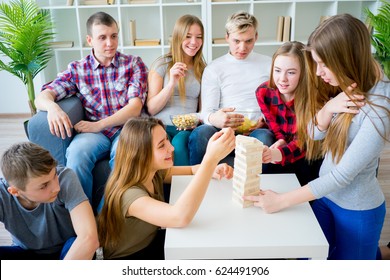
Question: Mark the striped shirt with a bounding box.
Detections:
[42,51,148,138]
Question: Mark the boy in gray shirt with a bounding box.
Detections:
[0,142,99,259]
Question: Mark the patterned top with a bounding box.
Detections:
[42,51,148,138]
[255,81,305,165]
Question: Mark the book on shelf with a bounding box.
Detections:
[213,37,226,44]
[107,0,115,4]
[129,20,136,46]
[134,39,161,46]
[212,0,237,2]
[49,41,74,48]
[282,16,291,42]
[128,0,156,4]
[319,15,331,25]
[66,0,74,6]
[276,16,284,42]
[81,0,108,5]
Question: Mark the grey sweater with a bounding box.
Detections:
[309,80,390,210]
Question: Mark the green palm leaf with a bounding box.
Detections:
[365,0,390,77]
[0,0,55,115]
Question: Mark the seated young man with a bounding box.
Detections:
[0,142,99,260]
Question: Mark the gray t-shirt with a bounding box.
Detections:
[0,166,88,254]
[309,80,390,210]
[152,58,200,125]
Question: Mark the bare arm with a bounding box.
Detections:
[64,201,99,260]
[147,63,187,115]
[244,184,316,214]
[128,128,236,228]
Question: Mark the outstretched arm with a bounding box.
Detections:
[128,128,236,228]
[64,201,99,259]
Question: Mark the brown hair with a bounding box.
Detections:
[86,11,118,36]
[1,142,56,190]
[153,14,206,101]
[97,117,165,249]
[225,11,258,35]
[295,14,389,162]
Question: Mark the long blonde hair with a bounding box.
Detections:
[153,14,206,101]
[97,117,165,249]
[296,14,389,162]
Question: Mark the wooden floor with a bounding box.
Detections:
[0,116,389,248]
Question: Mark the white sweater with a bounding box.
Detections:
[200,51,272,124]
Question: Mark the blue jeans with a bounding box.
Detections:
[0,237,76,260]
[188,124,235,166]
[66,131,120,204]
[166,125,190,166]
[312,197,385,260]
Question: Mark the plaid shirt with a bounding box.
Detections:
[42,51,148,138]
[255,82,305,165]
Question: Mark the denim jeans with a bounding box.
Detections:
[249,128,275,146]
[312,197,385,260]
[188,124,235,166]
[66,131,120,204]
[0,236,76,260]
[166,125,191,166]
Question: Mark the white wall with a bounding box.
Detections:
[0,0,42,114]
[0,67,43,114]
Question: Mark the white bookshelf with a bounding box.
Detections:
[36,0,379,83]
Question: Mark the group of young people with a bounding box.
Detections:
[0,10,389,260]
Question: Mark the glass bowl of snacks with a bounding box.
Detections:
[229,109,262,134]
[170,113,200,130]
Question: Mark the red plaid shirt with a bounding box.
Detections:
[255,82,305,165]
[42,51,148,138]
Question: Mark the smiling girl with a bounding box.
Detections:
[147,15,207,166]
[250,41,322,185]
[97,117,235,259]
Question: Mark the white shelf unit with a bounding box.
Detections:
[37,0,379,83]
[36,0,205,82]
[208,0,380,60]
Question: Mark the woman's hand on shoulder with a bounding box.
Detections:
[325,83,365,114]
[212,163,233,180]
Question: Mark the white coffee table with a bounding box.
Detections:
[165,174,328,260]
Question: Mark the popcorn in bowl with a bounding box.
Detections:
[228,109,262,134]
[170,113,200,130]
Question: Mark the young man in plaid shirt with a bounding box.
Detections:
[35,12,148,204]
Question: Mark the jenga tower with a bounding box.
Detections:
[232,135,264,207]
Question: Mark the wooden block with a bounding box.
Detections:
[232,191,254,208]
[234,162,262,176]
[234,153,262,166]
[233,171,260,186]
[233,183,260,196]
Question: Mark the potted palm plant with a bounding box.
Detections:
[0,0,54,116]
[365,0,390,78]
